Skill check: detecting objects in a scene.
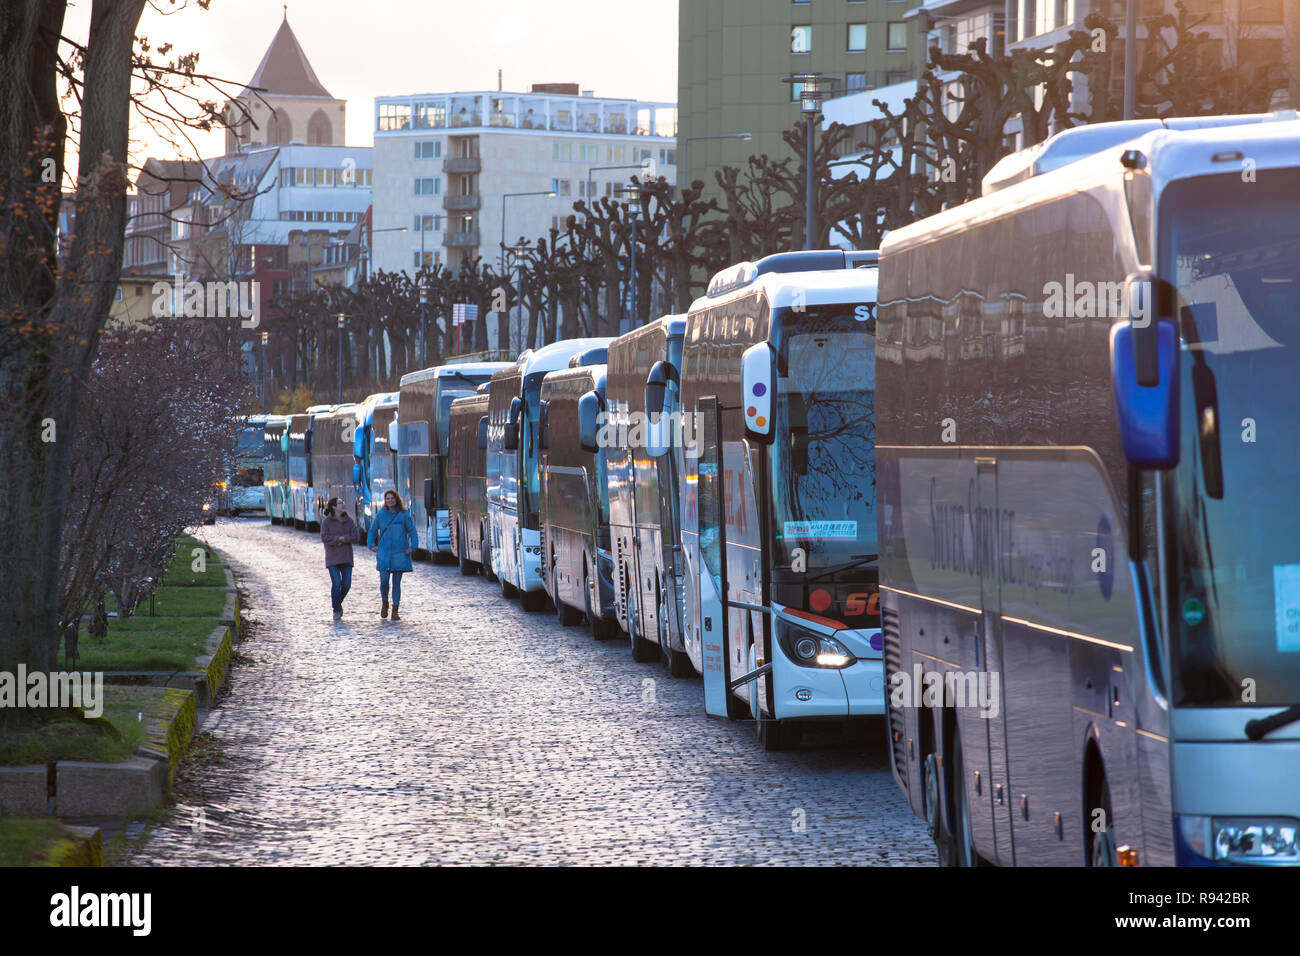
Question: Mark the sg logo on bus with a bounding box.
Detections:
[812,588,879,618]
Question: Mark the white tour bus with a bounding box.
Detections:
[877,113,1300,866]
[486,339,611,611]
[677,249,882,749]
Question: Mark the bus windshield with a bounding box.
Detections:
[770,305,877,571]
[1162,169,1300,707]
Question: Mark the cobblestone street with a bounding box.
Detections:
[122,518,934,866]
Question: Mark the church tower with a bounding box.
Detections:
[224,10,346,152]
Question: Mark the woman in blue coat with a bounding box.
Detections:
[368,490,418,620]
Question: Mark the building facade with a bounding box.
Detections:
[370,84,676,276]
[677,0,925,202]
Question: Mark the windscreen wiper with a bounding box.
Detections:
[1244,705,1300,740]
[805,553,878,582]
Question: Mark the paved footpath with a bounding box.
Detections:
[121,518,934,866]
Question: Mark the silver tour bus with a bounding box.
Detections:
[877,113,1300,866]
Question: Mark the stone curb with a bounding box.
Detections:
[134,688,197,789]
[55,757,164,817]
[0,765,48,816]
[46,825,104,867]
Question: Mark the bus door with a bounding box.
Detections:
[696,397,731,716]
[977,458,1015,865]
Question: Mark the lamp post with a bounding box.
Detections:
[419,282,428,366]
[1123,0,1137,120]
[783,72,833,250]
[500,190,556,276]
[260,331,268,414]
[336,313,345,403]
[586,162,650,209]
[678,132,752,198]
[623,183,641,332]
[509,241,529,351]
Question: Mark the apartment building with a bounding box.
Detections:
[678,0,925,201]
[370,83,677,276]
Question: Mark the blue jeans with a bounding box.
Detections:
[328,565,353,611]
[379,570,403,606]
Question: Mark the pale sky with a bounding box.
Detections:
[62,0,679,168]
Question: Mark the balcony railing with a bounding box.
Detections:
[443,194,481,212]
[444,229,480,248]
[443,156,482,174]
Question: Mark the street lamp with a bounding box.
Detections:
[623,183,641,332]
[336,313,345,403]
[782,72,836,250]
[500,190,556,276]
[419,281,428,366]
[260,331,268,414]
[586,162,650,209]
[510,241,529,352]
[678,132,752,198]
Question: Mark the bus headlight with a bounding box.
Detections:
[777,619,857,670]
[1179,815,1300,863]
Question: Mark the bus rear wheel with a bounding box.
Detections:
[500,574,518,599]
[944,733,982,866]
[520,588,547,612]
[1088,775,1117,867]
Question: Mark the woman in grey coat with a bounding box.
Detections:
[320,497,358,619]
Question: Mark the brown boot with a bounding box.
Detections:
[390,606,400,621]
[381,599,389,619]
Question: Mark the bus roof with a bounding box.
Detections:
[689,263,878,314]
[882,116,1300,258]
[398,361,514,387]
[516,337,613,379]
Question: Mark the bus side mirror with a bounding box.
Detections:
[578,391,601,453]
[539,400,550,450]
[504,397,521,450]
[477,415,488,450]
[424,476,435,513]
[741,342,775,445]
[352,463,362,485]
[387,420,400,453]
[1111,320,1179,469]
[1127,270,1159,387]
[645,361,676,459]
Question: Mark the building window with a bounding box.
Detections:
[553,142,573,161]
[580,143,599,162]
[886,70,909,85]
[607,145,625,163]
[414,140,441,160]
[413,214,442,232]
[634,146,652,163]
[791,25,812,54]
[415,177,440,196]
[847,24,868,52]
[378,102,411,131]
[659,148,676,166]
[113,287,124,302]
[846,72,868,92]
[319,168,336,186]
[887,22,908,52]
[552,178,572,196]
[295,167,314,186]
[414,102,446,129]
